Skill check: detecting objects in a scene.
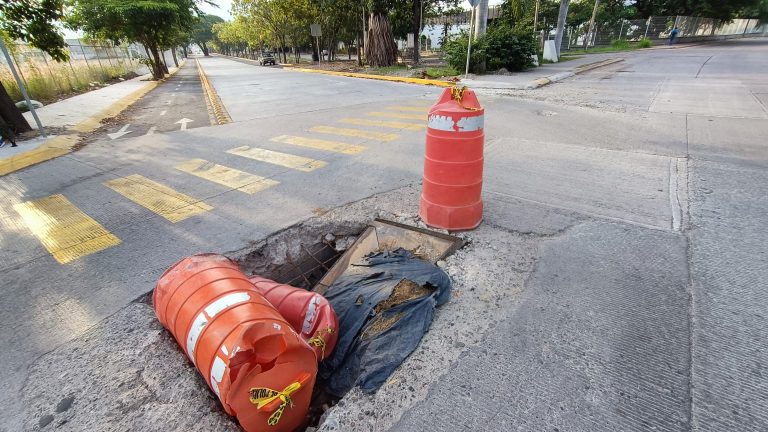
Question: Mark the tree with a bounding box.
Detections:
[68,0,200,80]
[633,0,765,21]
[366,0,398,66]
[0,0,68,133]
[192,14,224,55]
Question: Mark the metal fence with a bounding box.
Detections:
[0,40,151,103]
[560,16,767,51]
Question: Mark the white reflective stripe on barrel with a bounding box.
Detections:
[186,291,251,364]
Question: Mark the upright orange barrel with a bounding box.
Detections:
[153,254,316,432]
[248,275,339,361]
[420,86,484,230]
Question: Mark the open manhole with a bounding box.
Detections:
[234,218,465,430]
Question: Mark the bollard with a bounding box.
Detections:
[248,275,339,361]
[153,254,316,432]
[420,86,484,230]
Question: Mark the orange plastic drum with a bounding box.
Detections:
[153,254,316,432]
[248,275,339,361]
[420,87,484,230]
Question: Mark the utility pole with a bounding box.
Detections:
[584,0,599,50]
[474,0,489,40]
[0,38,44,136]
[554,0,570,58]
[533,0,540,34]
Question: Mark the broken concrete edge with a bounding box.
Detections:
[284,66,456,88]
[0,62,186,177]
[527,58,624,89]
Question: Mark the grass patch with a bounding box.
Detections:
[364,65,408,75]
[1,57,141,104]
[423,66,459,78]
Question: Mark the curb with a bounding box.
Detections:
[0,61,186,177]
[284,67,455,88]
[526,58,624,89]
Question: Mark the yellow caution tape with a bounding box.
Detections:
[451,85,482,112]
[307,327,335,359]
[249,382,302,426]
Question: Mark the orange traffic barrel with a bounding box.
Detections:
[153,254,317,432]
[248,275,339,361]
[420,86,484,230]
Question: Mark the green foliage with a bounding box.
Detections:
[633,0,765,20]
[637,37,652,48]
[610,38,630,49]
[425,66,459,77]
[445,23,536,74]
[191,14,224,48]
[0,0,68,61]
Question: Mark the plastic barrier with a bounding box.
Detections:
[420,86,484,230]
[153,254,316,432]
[248,275,339,361]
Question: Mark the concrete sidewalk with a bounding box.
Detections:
[1,64,182,175]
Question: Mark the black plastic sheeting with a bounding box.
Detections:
[319,249,451,396]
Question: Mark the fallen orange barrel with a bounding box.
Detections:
[153,254,316,432]
[420,86,484,230]
[248,275,339,361]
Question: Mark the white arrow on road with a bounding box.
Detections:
[145,126,157,136]
[108,124,133,140]
[176,118,193,131]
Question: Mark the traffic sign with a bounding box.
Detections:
[467,0,480,7]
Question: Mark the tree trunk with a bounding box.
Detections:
[202,42,210,56]
[183,46,188,58]
[0,80,32,133]
[171,48,179,67]
[365,13,397,67]
[357,34,363,66]
[160,50,170,74]
[554,0,570,58]
[148,44,165,80]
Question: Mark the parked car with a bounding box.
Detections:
[259,52,276,66]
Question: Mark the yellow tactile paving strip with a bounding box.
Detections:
[227,146,327,172]
[270,135,367,155]
[309,126,399,142]
[104,174,212,223]
[175,158,279,194]
[14,194,121,264]
[367,111,426,120]
[385,105,430,112]
[338,118,425,131]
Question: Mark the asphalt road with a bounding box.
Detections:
[2,40,767,431]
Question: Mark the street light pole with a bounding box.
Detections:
[465,6,475,77]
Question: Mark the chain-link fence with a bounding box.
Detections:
[0,40,152,104]
[560,16,767,51]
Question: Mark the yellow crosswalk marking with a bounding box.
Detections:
[338,118,424,131]
[14,194,121,264]
[227,146,327,171]
[368,111,426,120]
[175,159,279,194]
[271,135,366,155]
[385,106,429,112]
[309,126,398,142]
[104,174,212,223]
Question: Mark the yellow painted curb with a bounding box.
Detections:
[286,67,455,88]
[0,61,186,176]
[196,59,232,125]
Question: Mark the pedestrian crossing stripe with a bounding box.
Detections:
[14,194,121,264]
[104,174,212,223]
[227,146,327,172]
[384,106,429,112]
[338,118,424,131]
[309,126,399,142]
[271,135,366,155]
[367,111,425,120]
[175,159,279,194]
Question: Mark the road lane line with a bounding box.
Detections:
[309,126,398,142]
[270,135,366,154]
[160,110,167,116]
[385,106,429,112]
[367,111,425,120]
[175,159,279,194]
[104,174,212,223]
[338,118,424,131]
[14,194,121,264]
[145,126,157,136]
[226,146,327,172]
